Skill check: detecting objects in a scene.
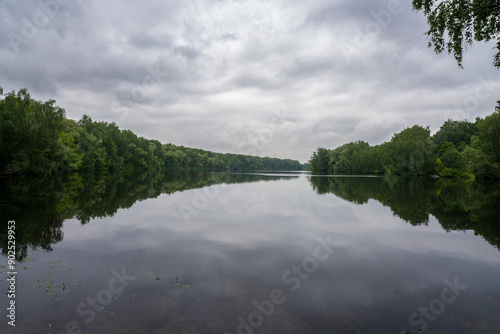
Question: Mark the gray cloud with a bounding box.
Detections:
[1,0,499,163]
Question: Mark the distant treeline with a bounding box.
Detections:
[0,88,302,178]
[309,106,500,180]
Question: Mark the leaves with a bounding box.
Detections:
[309,109,500,179]
[0,89,65,175]
[1,88,303,178]
[413,0,500,67]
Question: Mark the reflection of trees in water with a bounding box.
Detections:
[3,172,497,261]
[0,171,298,260]
[309,176,500,250]
[0,176,67,261]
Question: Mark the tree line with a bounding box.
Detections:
[0,88,303,178]
[309,106,500,179]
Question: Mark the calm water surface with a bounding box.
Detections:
[1,172,499,333]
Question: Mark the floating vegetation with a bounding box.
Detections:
[142,269,191,291]
[32,279,72,300]
[22,258,36,263]
[173,277,183,286]
[29,259,86,301]
[145,271,168,280]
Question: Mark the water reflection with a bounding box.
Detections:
[3,172,498,258]
[0,173,499,333]
[308,175,500,250]
[0,171,299,260]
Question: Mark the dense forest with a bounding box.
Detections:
[0,88,303,179]
[309,106,500,180]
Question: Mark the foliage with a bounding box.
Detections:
[309,148,330,172]
[386,125,435,176]
[435,141,472,177]
[310,126,435,177]
[412,0,500,68]
[462,145,500,179]
[309,108,500,179]
[475,108,500,160]
[0,88,65,176]
[0,88,302,179]
[432,119,479,150]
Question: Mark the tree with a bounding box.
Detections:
[412,0,500,67]
[1,88,304,178]
[327,141,378,174]
[435,141,470,177]
[0,88,65,176]
[462,145,499,178]
[388,125,436,176]
[432,119,479,150]
[475,108,500,161]
[439,142,464,169]
[309,148,330,172]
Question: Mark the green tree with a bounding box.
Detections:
[432,119,478,150]
[0,88,303,178]
[435,141,469,177]
[412,0,500,67]
[56,131,84,172]
[388,125,436,176]
[309,148,330,172]
[475,108,500,161]
[462,145,499,179]
[0,88,65,176]
[326,141,380,174]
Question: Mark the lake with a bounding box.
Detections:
[1,172,499,333]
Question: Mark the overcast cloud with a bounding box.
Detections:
[1,0,499,162]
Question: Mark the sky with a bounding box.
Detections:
[1,0,499,163]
